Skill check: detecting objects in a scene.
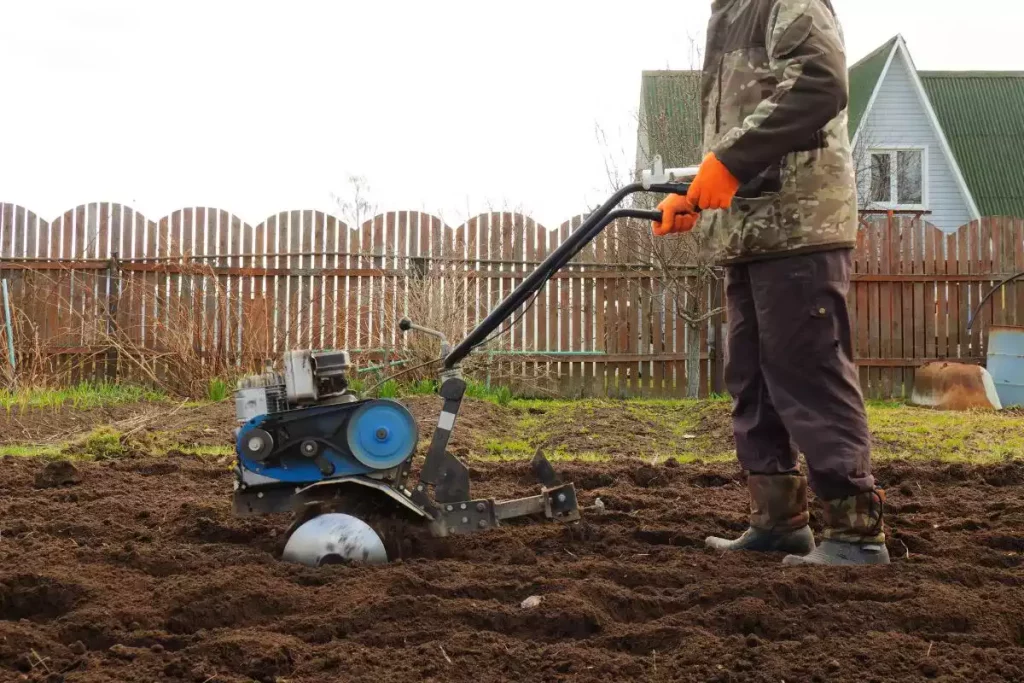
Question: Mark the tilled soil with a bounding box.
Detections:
[1,392,1023,683]
[1,440,1023,683]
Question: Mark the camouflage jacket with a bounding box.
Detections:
[697,0,858,265]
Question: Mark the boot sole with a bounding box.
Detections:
[782,543,891,566]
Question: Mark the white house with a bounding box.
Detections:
[637,34,1024,232]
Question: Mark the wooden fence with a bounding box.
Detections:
[0,202,1022,399]
[852,215,1024,399]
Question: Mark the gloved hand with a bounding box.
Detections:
[653,194,699,236]
[686,152,741,211]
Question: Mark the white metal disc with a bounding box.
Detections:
[281,513,388,566]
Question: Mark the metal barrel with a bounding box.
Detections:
[986,326,1024,409]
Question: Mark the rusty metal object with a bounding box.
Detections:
[909,361,1003,411]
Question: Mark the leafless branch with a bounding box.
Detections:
[590,36,721,397]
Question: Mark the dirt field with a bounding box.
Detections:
[1,397,1023,682]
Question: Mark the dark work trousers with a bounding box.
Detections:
[724,247,874,501]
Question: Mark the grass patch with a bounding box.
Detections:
[179,444,234,458]
[408,379,438,396]
[64,426,129,460]
[475,397,1024,466]
[2,390,1020,468]
[353,377,519,404]
[50,426,235,461]
[866,404,1024,463]
[0,444,63,458]
[465,380,513,403]
[481,437,534,460]
[0,382,166,411]
[206,378,230,402]
[469,398,715,463]
[375,379,401,399]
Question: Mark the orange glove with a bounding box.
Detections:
[686,152,741,211]
[653,194,699,236]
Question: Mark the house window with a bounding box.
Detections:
[869,148,925,208]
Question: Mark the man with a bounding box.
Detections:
[653,0,888,566]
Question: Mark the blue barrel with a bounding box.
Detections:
[986,326,1024,408]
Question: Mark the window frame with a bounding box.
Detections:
[867,145,928,211]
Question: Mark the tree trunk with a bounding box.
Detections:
[686,320,701,398]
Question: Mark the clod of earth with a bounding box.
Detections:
[33,460,80,489]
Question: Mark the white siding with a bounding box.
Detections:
[854,49,973,232]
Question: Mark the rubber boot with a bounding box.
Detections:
[783,488,890,566]
[705,472,816,555]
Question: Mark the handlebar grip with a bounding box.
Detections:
[628,207,702,223]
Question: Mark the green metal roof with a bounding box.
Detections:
[920,72,1024,217]
[641,39,899,160]
[847,36,898,138]
[638,37,1024,218]
[638,70,703,168]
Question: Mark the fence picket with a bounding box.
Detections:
[854,224,870,395]
[864,221,880,397]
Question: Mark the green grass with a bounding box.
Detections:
[4,426,236,462]
[179,444,234,458]
[464,380,501,400]
[0,439,232,461]
[78,426,127,460]
[469,397,731,464]
[1,381,1020,468]
[0,444,62,458]
[480,436,614,463]
[408,379,438,395]
[470,397,1024,466]
[206,378,230,402]
[351,376,518,403]
[866,403,1024,463]
[0,382,166,411]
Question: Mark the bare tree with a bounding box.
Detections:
[595,44,723,398]
[331,174,377,229]
[851,129,925,213]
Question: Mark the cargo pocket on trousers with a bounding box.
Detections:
[809,296,846,360]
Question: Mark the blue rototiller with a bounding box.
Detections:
[230,159,697,566]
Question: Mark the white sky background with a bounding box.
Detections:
[1,0,1023,229]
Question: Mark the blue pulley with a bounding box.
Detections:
[346,399,418,470]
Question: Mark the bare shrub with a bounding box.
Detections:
[375,235,557,395]
[0,256,270,398]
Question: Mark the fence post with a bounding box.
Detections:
[710,275,725,395]
[2,279,15,381]
[105,252,120,383]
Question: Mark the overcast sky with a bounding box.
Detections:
[1,0,1022,228]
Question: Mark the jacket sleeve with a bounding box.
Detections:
[712,0,849,184]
